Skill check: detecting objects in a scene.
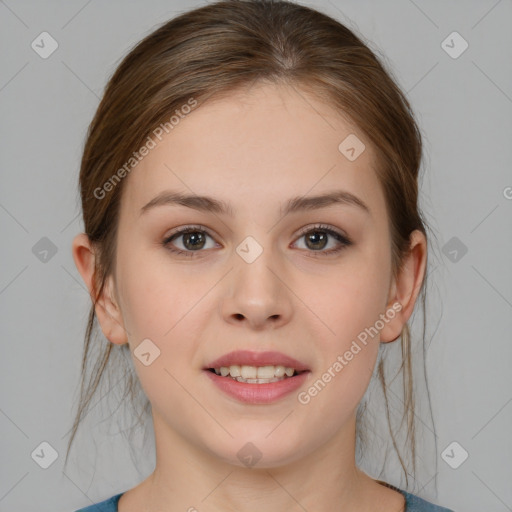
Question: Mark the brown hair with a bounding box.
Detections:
[66,0,436,489]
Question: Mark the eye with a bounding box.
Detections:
[292,224,352,256]
[162,225,218,257]
[162,223,352,258]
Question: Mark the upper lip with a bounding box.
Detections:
[205,350,310,372]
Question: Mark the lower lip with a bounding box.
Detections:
[204,370,310,404]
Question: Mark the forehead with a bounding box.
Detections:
[120,82,386,220]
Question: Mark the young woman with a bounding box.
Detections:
[69,1,453,510]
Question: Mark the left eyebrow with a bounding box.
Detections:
[139,189,371,217]
[282,190,371,217]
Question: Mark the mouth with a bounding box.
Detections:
[203,367,310,404]
[206,365,308,384]
[203,350,311,404]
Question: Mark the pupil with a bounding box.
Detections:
[183,232,205,250]
[306,231,327,250]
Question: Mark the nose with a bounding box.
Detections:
[221,244,294,331]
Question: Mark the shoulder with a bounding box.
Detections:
[72,489,455,512]
[377,479,454,512]
[400,490,454,512]
[73,492,124,512]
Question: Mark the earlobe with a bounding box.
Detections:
[71,233,128,345]
[380,230,427,344]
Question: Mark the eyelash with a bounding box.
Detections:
[162,223,352,258]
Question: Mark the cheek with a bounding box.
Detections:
[297,279,386,427]
[115,258,218,419]
[308,257,390,350]
[116,263,210,414]
[295,253,388,411]
[117,248,211,341]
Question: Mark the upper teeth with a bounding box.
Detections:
[214,365,296,379]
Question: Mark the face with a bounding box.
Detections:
[104,82,401,468]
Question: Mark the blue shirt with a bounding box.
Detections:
[74,488,454,511]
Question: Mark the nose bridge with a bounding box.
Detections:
[223,233,293,327]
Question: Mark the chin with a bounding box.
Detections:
[204,429,311,470]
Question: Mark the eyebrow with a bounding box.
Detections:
[139,189,371,217]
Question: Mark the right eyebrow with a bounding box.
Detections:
[139,190,234,217]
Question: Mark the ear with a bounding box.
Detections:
[380,229,427,343]
[71,233,128,345]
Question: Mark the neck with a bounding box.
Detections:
[137,409,378,512]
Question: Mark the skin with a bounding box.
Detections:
[73,82,427,512]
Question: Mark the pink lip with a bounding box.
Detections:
[205,350,310,372]
[204,370,310,404]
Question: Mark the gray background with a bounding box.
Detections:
[1,1,511,511]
